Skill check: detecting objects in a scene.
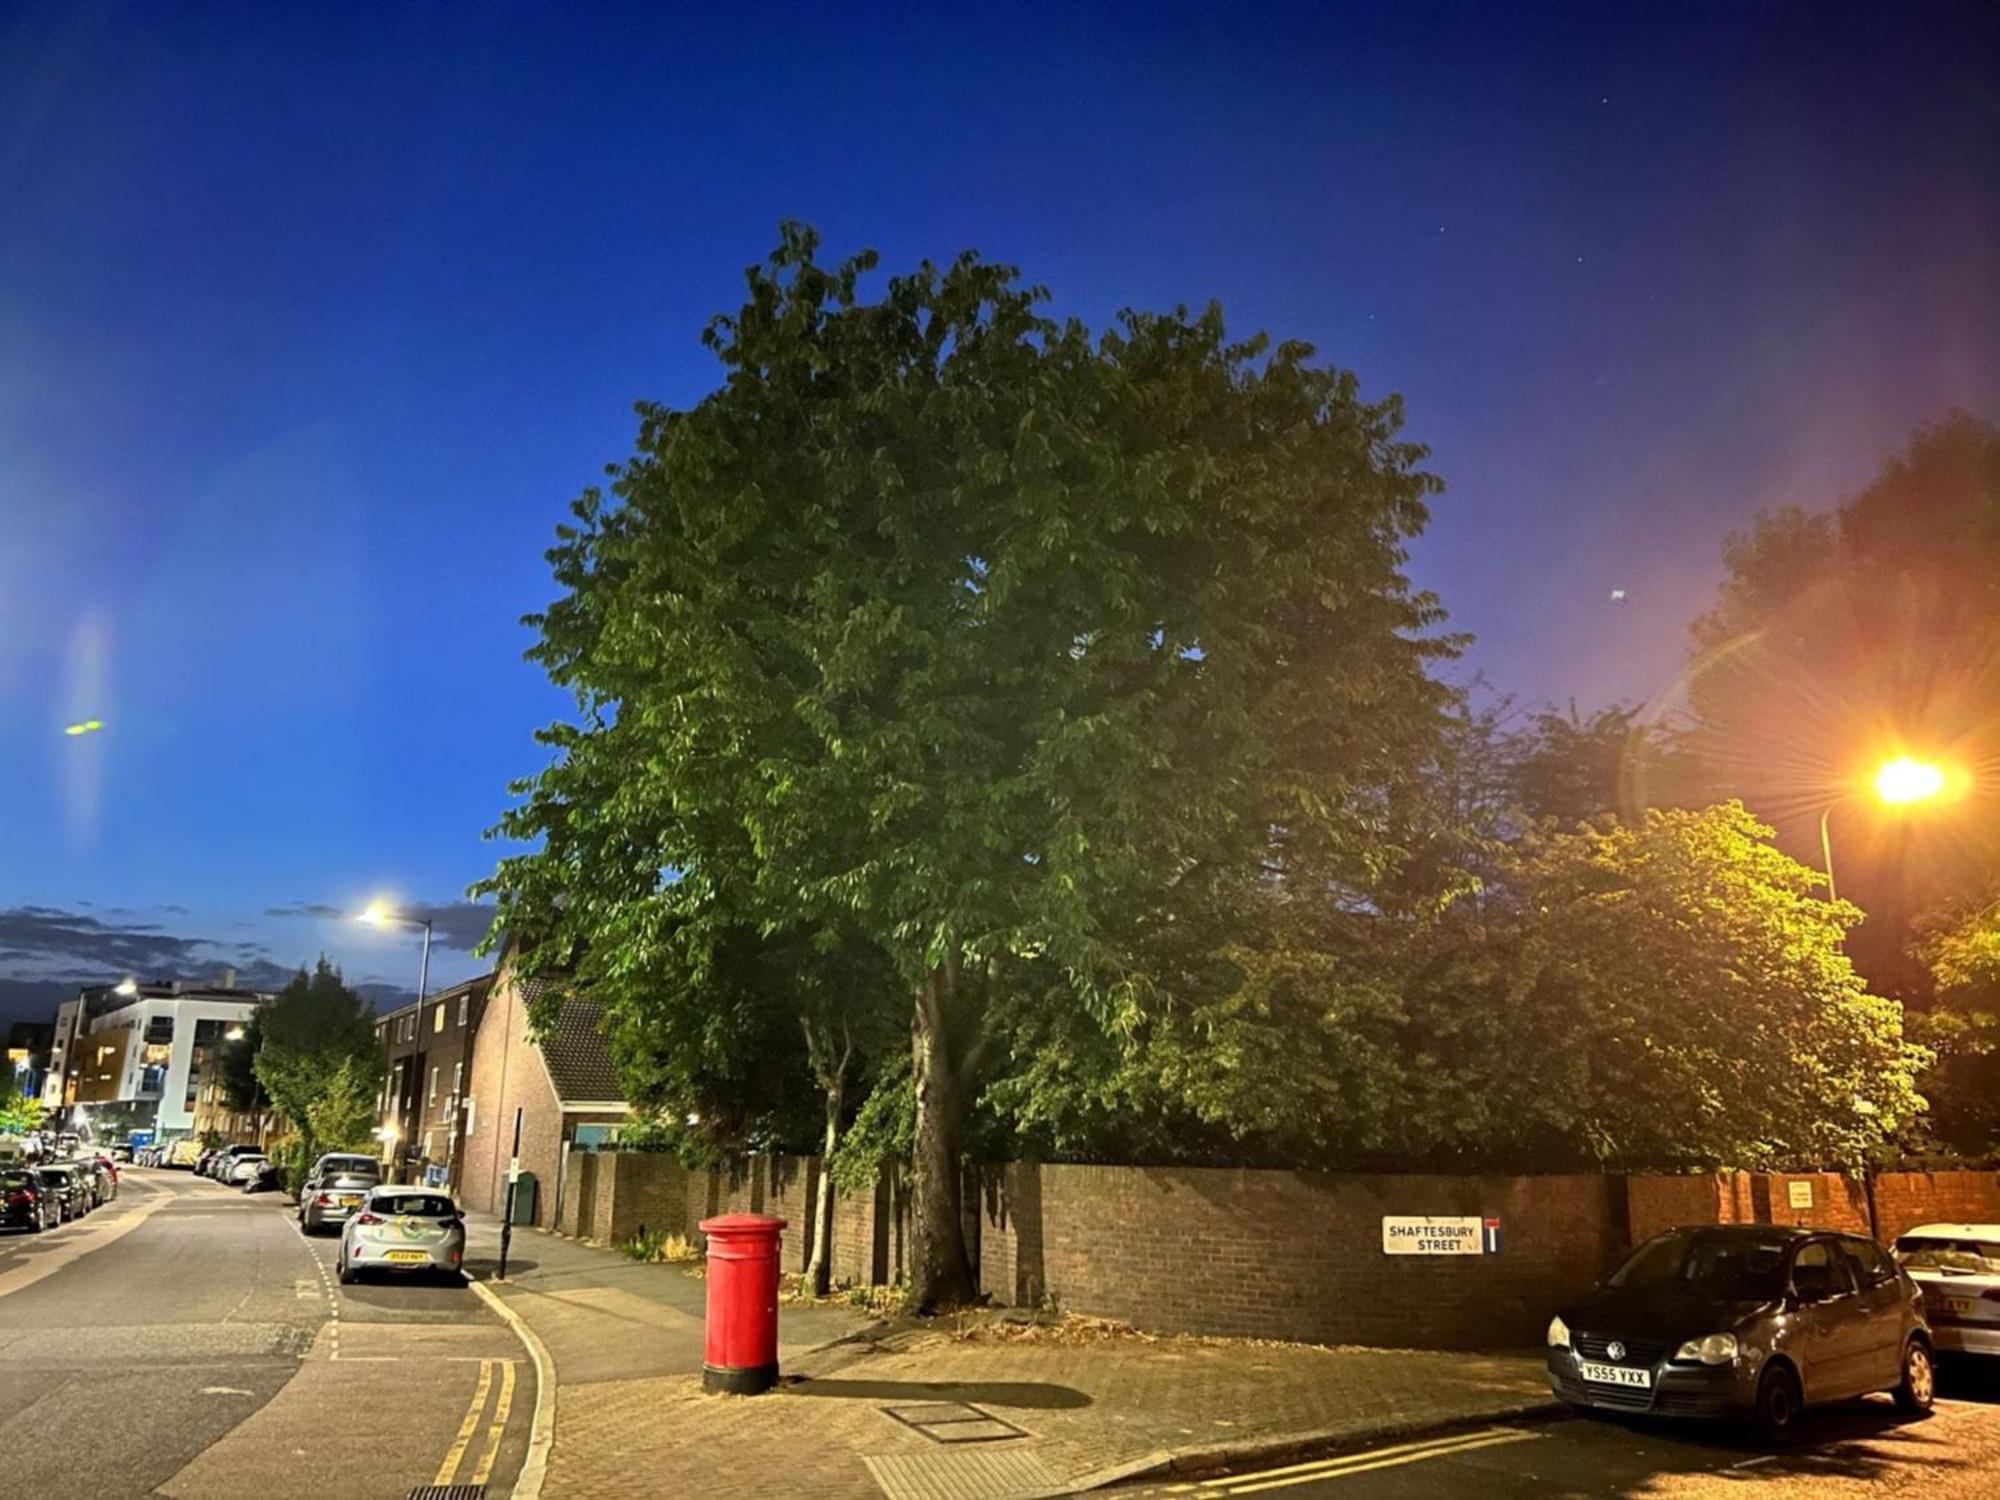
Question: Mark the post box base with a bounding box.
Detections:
[703,1362,778,1396]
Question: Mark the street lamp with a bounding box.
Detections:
[357,899,433,1008]
[1820,756,1954,903]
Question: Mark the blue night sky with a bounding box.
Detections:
[1,2,1994,1020]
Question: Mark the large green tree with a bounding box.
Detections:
[253,959,382,1165]
[485,225,1455,1307]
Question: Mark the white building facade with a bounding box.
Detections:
[54,982,267,1142]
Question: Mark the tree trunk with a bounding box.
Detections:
[806,1074,842,1296]
[908,964,976,1312]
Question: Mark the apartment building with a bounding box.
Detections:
[376,974,492,1188]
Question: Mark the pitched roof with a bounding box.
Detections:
[521,978,625,1104]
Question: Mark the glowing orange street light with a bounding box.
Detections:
[1874,756,1948,807]
[1821,756,1956,903]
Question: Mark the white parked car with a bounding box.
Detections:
[1894,1223,2000,1357]
[222,1151,269,1186]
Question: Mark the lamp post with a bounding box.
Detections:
[1819,756,1953,903]
[357,900,433,1007]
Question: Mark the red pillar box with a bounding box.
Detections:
[700,1213,788,1394]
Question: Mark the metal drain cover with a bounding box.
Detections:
[882,1402,1028,1444]
[407,1487,486,1500]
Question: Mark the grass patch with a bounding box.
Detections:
[619,1228,704,1265]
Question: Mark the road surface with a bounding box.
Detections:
[0,1165,532,1500]
[1138,1361,2000,1497]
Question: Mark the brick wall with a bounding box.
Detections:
[1874,1170,2000,1243]
[458,973,563,1224]
[978,1165,1626,1350]
[547,1157,2000,1350]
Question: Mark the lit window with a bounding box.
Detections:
[458,994,469,1027]
[452,1061,462,1100]
[433,1006,445,1035]
[428,1066,438,1103]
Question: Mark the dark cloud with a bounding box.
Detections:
[0,905,210,974]
[263,902,345,920]
[403,902,499,952]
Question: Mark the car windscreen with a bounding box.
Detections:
[1606,1230,1791,1299]
[320,1158,379,1176]
[1896,1235,2000,1275]
[372,1194,455,1218]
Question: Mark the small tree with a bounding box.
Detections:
[254,958,382,1166]
[306,1057,383,1156]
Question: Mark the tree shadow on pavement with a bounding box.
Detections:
[784,1378,1092,1410]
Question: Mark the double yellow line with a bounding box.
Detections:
[436,1357,518,1489]
[1198,1426,1540,1494]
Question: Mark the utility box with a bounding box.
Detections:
[509,1170,538,1225]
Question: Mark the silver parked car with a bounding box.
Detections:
[298,1153,383,1234]
[337,1186,466,1284]
[1895,1223,2000,1359]
[221,1150,269,1186]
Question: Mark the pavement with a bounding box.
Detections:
[0,1165,533,1500]
[464,1213,1556,1499]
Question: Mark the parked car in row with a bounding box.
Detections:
[1548,1224,1934,1443]
[298,1153,383,1235]
[33,1163,95,1224]
[1895,1223,2000,1359]
[337,1186,466,1285]
[2,1166,58,1232]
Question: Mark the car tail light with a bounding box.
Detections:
[316,1194,333,1206]
[356,1212,384,1225]
[1983,1289,2000,1302]
[4,1190,29,1205]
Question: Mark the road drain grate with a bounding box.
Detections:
[407,1488,486,1500]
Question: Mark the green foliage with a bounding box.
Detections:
[828,1050,915,1192]
[1909,893,2000,1154]
[305,1057,383,1155]
[1417,803,1928,1170]
[253,958,383,1161]
[0,1077,43,1137]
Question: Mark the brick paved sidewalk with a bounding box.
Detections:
[467,1217,1554,1500]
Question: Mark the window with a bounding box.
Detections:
[1791,1240,1855,1301]
[1896,1235,2000,1275]
[428,1066,439,1103]
[433,1005,445,1035]
[1840,1237,1897,1288]
[370,1191,456,1218]
[457,994,469,1027]
[451,1061,462,1099]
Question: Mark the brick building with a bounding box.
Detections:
[375,974,493,1188]
[457,955,628,1227]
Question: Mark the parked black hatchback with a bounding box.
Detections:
[1548,1224,1935,1442]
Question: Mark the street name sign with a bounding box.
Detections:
[1381,1216,1484,1255]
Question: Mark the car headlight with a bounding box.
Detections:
[1673,1332,1739,1365]
[1547,1315,1571,1349]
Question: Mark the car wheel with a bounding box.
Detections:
[1894,1338,1936,1415]
[337,1254,357,1286]
[1754,1364,1802,1446]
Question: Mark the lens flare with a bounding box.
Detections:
[1874,756,1948,806]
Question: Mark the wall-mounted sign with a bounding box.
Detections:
[1787,1181,1814,1210]
[1382,1216,1485,1255]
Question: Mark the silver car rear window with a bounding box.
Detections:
[370,1194,455,1217]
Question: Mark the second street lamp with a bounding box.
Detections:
[357,899,433,1008]
[1820,755,1955,903]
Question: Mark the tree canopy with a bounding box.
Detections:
[483,224,1458,1306]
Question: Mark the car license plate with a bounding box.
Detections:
[385,1250,430,1264]
[1942,1297,1976,1316]
[338,1196,362,1208]
[1577,1361,1651,1388]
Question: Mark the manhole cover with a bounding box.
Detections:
[864,1449,1057,1500]
[882,1402,1028,1444]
